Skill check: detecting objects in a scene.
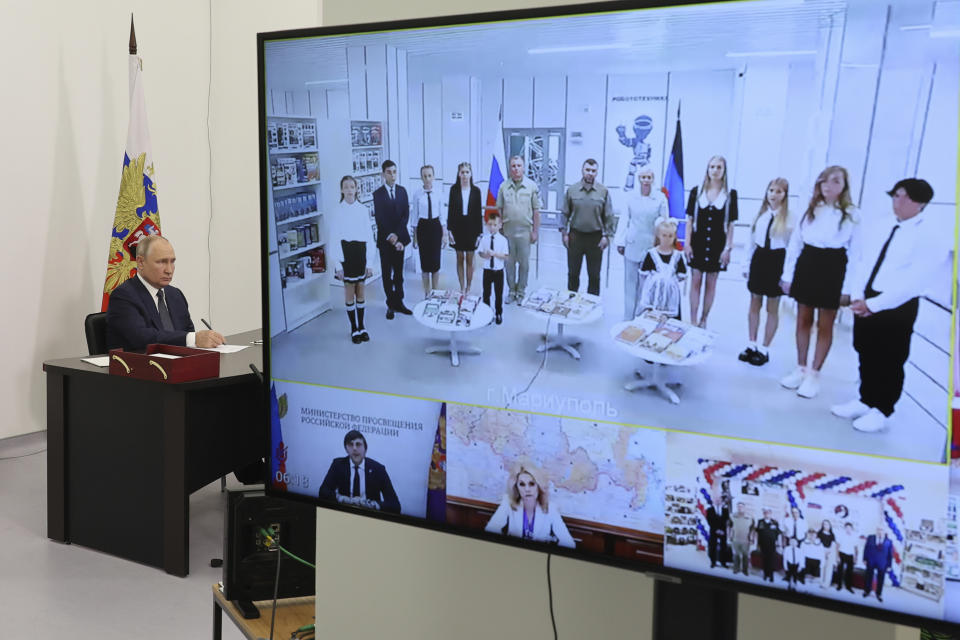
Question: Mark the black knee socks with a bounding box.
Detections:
[346,302,357,332]
[356,299,365,330]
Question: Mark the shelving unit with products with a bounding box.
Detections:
[351,119,384,219]
[901,527,947,601]
[268,115,330,330]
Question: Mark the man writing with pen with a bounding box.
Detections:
[106,234,226,351]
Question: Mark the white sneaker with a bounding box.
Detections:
[831,398,871,420]
[853,408,889,433]
[796,371,820,399]
[780,366,805,389]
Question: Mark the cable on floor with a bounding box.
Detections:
[505,294,574,410]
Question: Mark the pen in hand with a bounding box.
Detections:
[199,318,226,347]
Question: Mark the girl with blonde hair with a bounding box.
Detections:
[739,178,794,366]
[684,155,738,328]
[779,166,859,398]
[638,217,687,320]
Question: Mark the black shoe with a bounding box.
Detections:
[738,347,756,362]
[495,314,502,325]
[748,350,769,366]
[863,591,870,598]
[351,331,362,344]
[359,330,370,342]
[396,304,413,315]
[846,587,854,594]
[386,308,395,320]
[877,595,882,603]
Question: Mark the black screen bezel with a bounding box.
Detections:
[256,0,960,632]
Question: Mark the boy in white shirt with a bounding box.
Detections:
[478,211,510,324]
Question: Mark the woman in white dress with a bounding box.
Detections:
[614,168,668,320]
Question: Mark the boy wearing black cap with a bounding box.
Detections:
[832,178,949,432]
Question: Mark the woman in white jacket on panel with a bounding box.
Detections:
[484,461,575,548]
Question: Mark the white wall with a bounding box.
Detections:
[0,0,322,441]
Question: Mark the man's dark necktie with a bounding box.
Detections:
[427,192,432,219]
[389,187,395,201]
[489,234,495,269]
[157,289,174,331]
[865,224,899,295]
[352,464,360,497]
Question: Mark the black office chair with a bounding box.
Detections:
[84,312,108,355]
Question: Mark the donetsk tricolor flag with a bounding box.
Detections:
[662,105,685,246]
[101,46,161,311]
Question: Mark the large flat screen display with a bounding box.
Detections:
[259,0,959,630]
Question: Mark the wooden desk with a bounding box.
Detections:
[43,330,265,576]
[212,584,315,640]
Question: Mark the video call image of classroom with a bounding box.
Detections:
[263,0,957,479]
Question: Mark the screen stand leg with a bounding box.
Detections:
[232,599,261,620]
[652,579,737,640]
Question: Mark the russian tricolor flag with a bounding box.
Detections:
[486,156,504,220]
[662,106,685,246]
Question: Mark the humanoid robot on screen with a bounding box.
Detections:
[260,0,959,627]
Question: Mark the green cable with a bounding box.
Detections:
[277,544,316,569]
[259,528,317,569]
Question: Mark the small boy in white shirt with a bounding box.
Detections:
[478,211,509,324]
[783,537,806,591]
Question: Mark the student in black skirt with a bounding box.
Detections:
[779,166,859,399]
[739,178,794,366]
[683,155,738,328]
[333,175,373,344]
[410,164,447,297]
[447,161,484,294]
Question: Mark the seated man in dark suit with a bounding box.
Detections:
[372,160,412,319]
[318,429,401,514]
[106,234,224,351]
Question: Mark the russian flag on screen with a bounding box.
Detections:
[270,383,287,490]
[486,156,504,217]
[662,106,685,247]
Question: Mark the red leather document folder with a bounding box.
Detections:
[108,344,220,383]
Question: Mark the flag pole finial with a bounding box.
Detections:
[129,14,137,55]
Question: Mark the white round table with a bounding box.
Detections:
[413,297,494,367]
[520,291,603,360]
[609,320,713,404]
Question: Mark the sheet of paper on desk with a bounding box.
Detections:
[81,356,110,367]
[197,344,249,354]
[150,353,183,359]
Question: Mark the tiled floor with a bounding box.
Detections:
[0,431,254,640]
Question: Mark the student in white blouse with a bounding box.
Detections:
[831,178,948,432]
[739,178,794,367]
[779,166,859,399]
[332,175,375,343]
[410,165,448,297]
[614,168,668,320]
